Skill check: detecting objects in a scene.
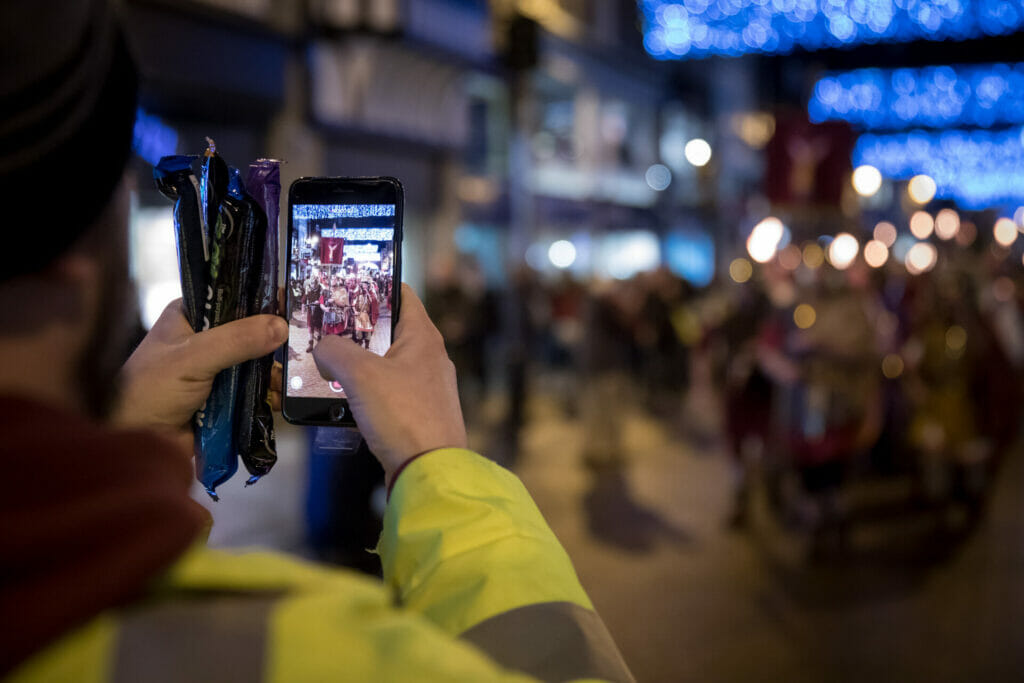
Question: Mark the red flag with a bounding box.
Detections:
[320,237,345,264]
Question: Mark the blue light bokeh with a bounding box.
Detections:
[853,127,1024,209]
[810,63,1024,130]
[641,0,1024,60]
[132,108,178,166]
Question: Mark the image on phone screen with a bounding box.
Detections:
[286,203,396,399]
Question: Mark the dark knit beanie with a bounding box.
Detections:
[0,0,138,280]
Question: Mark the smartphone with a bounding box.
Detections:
[282,176,403,426]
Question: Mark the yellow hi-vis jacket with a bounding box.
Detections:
[7,448,634,682]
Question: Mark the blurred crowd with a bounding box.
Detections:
[425,243,1024,553]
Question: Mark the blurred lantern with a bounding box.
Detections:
[909,211,935,239]
[852,165,882,197]
[905,242,938,274]
[908,174,937,203]
[864,240,889,268]
[993,218,1019,246]
[934,209,960,240]
[729,257,753,283]
[827,232,859,270]
[548,240,577,269]
[1014,206,1024,227]
[873,221,898,247]
[746,217,785,263]
[793,304,816,329]
[778,244,802,270]
[802,242,825,269]
[684,138,712,167]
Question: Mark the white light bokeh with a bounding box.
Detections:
[909,211,934,240]
[852,165,882,197]
[905,242,938,275]
[827,232,860,270]
[873,221,898,247]
[934,209,960,240]
[993,218,1019,247]
[684,138,712,167]
[863,240,889,268]
[908,174,937,203]
[746,217,785,264]
[548,240,578,269]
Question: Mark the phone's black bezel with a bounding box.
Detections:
[282,176,403,428]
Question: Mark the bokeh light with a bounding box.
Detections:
[810,63,1024,130]
[794,304,816,330]
[956,220,978,246]
[905,242,938,274]
[778,244,803,271]
[645,164,672,191]
[909,211,935,239]
[641,0,1024,60]
[827,233,860,270]
[946,325,968,354]
[852,165,883,197]
[729,257,753,283]
[746,217,785,263]
[864,240,889,268]
[873,221,898,247]
[855,127,1024,209]
[993,217,1019,246]
[934,209,961,240]
[803,242,825,269]
[908,174,937,203]
[882,354,905,379]
[548,240,577,269]
[684,138,712,167]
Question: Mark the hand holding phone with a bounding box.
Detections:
[312,285,467,480]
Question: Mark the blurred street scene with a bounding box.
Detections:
[122,0,1024,680]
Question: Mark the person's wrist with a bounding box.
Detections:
[384,450,439,500]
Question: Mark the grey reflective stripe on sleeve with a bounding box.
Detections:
[112,594,277,683]
[460,601,635,683]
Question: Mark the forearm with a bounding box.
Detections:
[378,448,634,682]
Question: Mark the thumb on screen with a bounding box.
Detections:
[312,335,379,389]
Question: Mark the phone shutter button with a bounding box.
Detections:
[329,404,346,421]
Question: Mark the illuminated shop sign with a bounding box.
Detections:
[294,205,395,219]
[810,63,1024,130]
[320,228,394,240]
[641,0,1024,60]
[853,127,1024,208]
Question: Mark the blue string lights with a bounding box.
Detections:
[853,127,1024,208]
[810,64,1024,130]
[640,0,1024,60]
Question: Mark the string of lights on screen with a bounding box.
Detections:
[640,0,1024,60]
[852,127,1024,208]
[809,63,1024,130]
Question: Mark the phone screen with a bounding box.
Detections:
[286,202,397,400]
